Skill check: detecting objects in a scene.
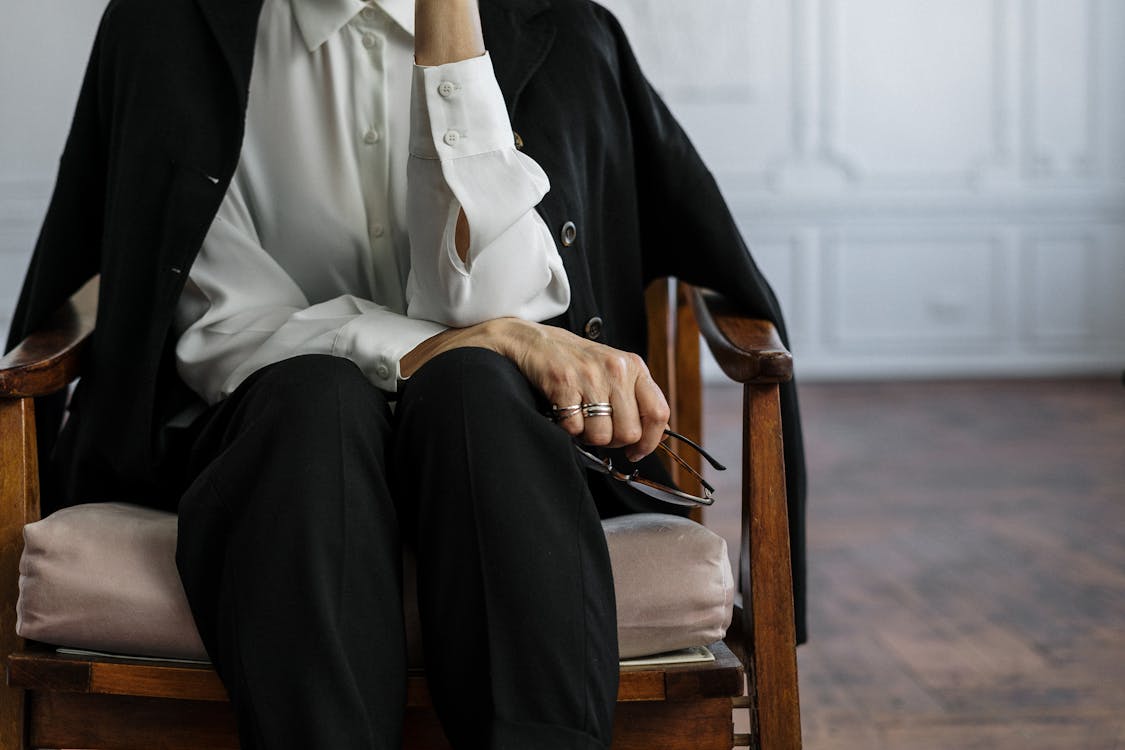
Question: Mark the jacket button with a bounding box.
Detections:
[513,130,524,150]
[584,316,603,340]
[560,221,577,247]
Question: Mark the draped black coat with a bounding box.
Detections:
[7,0,807,642]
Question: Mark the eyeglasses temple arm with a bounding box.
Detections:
[657,442,716,495]
[662,428,727,471]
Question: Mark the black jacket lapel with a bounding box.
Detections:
[193,0,265,112]
[480,0,555,115]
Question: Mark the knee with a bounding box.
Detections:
[236,354,389,436]
[404,347,535,416]
[397,348,574,477]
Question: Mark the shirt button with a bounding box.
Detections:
[375,362,391,379]
[443,130,461,147]
[363,128,381,144]
[362,33,377,49]
[560,221,577,247]
[584,316,604,341]
[360,6,375,20]
[371,223,386,238]
[437,81,457,98]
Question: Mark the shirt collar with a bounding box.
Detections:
[293,0,414,52]
[379,0,415,37]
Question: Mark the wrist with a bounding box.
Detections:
[475,317,531,359]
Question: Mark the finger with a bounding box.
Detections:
[607,367,643,451]
[580,396,614,446]
[626,372,670,462]
[578,350,625,446]
[550,394,586,438]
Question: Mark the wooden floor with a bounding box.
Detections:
[703,378,1125,750]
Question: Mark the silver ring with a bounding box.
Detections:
[581,402,613,418]
[551,404,582,421]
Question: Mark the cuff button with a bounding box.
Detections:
[437,80,457,98]
[443,130,461,147]
[584,316,603,341]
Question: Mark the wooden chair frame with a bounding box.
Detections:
[1,276,801,749]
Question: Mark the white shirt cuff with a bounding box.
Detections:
[410,52,515,160]
[332,305,447,390]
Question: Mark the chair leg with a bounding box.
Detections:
[1,397,39,750]
[742,383,802,750]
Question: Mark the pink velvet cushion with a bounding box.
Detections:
[17,503,207,660]
[602,513,734,657]
[18,503,732,661]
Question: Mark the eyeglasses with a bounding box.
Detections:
[573,429,726,507]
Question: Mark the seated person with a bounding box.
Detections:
[7,0,807,747]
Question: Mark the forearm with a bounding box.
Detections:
[414,0,485,67]
[400,317,528,378]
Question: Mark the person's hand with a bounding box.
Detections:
[400,318,670,461]
[499,319,670,462]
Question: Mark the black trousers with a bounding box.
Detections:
[175,349,619,750]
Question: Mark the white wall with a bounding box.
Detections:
[3,1,1124,379]
[601,0,1125,379]
[1,1,108,341]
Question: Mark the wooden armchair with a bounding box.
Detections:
[1,276,801,750]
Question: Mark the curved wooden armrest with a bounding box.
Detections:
[689,287,793,384]
[0,277,99,399]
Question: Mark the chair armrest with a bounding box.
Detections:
[0,277,99,398]
[689,287,793,384]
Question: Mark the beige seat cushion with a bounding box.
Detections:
[18,503,733,662]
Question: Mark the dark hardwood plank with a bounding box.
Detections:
[705,378,1125,749]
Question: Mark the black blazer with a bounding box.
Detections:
[7,0,807,642]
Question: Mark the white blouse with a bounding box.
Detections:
[173,0,570,404]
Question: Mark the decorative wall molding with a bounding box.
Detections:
[4,3,1124,379]
[1022,0,1100,181]
[819,0,1009,188]
[1097,0,1125,178]
[821,228,1008,350]
[735,230,806,337]
[593,0,754,100]
[0,179,53,343]
[0,178,53,227]
[1021,232,1097,346]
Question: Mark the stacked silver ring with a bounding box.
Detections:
[550,404,582,421]
[550,402,614,421]
[581,402,613,418]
